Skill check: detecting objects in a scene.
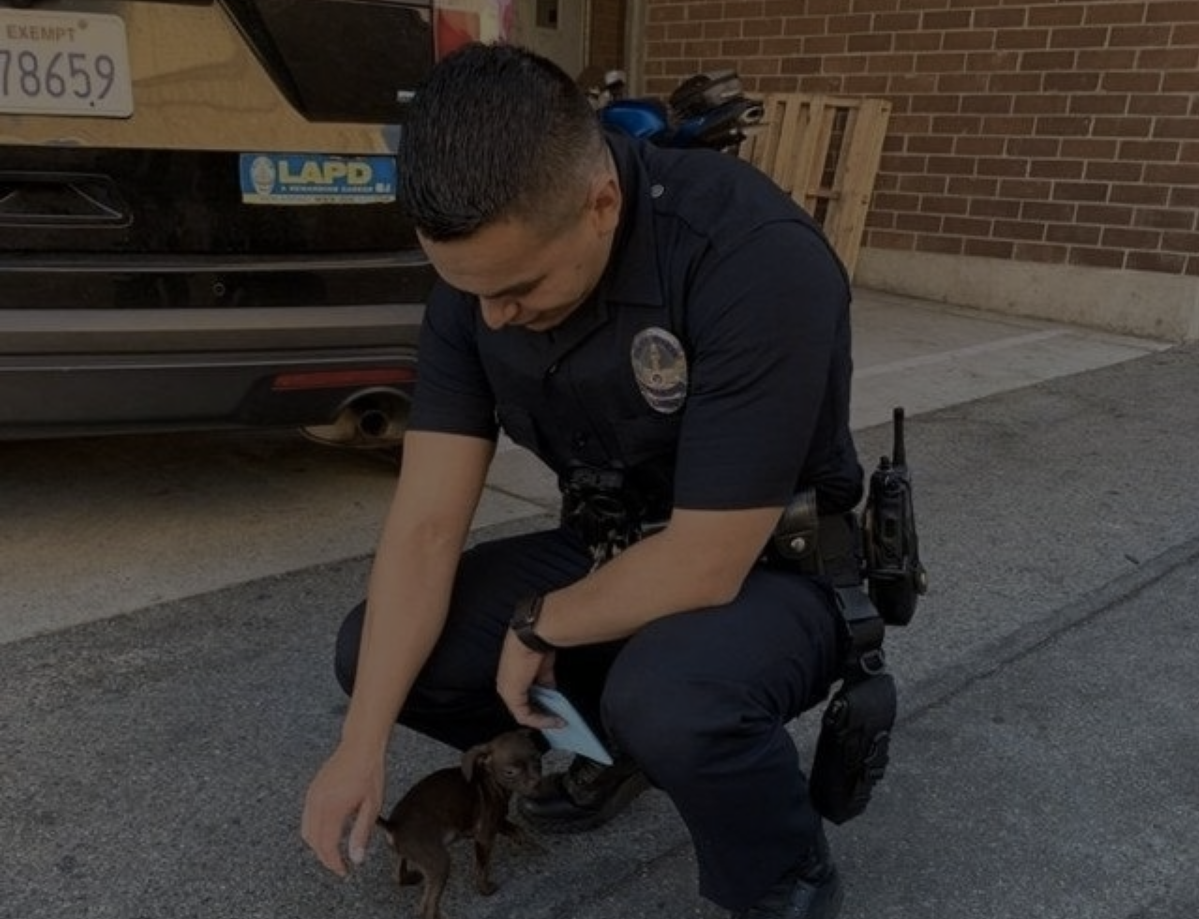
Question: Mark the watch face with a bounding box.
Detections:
[512,596,552,652]
[516,596,541,628]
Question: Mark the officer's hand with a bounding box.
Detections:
[496,630,563,730]
[301,744,385,877]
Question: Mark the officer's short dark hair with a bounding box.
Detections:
[398,42,606,242]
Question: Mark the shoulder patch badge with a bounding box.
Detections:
[631,327,688,414]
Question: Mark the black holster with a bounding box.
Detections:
[809,665,897,824]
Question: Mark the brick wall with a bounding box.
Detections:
[641,0,1199,279]
[589,0,629,71]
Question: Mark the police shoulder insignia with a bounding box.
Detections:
[631,327,688,414]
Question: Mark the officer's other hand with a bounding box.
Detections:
[301,744,384,877]
[496,630,564,730]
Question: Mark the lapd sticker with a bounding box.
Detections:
[631,327,688,414]
[239,153,397,205]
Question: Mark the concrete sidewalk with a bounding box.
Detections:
[2,297,1197,919]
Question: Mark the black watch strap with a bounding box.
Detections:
[510,595,557,653]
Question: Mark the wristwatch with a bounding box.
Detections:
[510,595,558,653]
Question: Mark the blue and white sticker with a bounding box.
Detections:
[631,326,688,414]
[239,154,397,205]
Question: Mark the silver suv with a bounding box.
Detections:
[0,0,436,446]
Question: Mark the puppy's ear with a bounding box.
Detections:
[461,742,491,782]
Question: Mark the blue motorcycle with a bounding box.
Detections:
[594,70,764,153]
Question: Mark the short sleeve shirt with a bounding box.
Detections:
[408,134,863,516]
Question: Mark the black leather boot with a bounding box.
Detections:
[517,754,650,833]
[733,828,843,919]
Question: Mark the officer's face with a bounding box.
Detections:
[420,171,622,333]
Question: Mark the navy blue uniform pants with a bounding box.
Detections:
[334,525,844,910]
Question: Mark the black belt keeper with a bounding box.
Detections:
[816,512,864,589]
[834,585,887,678]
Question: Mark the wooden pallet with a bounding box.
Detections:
[738,94,892,279]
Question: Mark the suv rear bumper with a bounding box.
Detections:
[0,304,422,439]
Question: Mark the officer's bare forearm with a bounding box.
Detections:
[338,544,458,752]
[535,505,781,646]
[337,432,493,752]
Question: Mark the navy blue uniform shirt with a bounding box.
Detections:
[408,133,863,517]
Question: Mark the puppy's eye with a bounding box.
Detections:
[503,766,520,778]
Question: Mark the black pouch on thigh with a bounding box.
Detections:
[809,671,897,825]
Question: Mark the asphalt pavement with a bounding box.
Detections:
[2,305,1197,919]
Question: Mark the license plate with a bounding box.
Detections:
[0,9,133,118]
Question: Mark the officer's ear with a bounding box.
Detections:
[586,170,622,237]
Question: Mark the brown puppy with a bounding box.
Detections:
[376,730,543,919]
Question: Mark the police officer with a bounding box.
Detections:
[301,43,862,919]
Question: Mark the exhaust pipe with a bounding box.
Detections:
[302,390,409,449]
